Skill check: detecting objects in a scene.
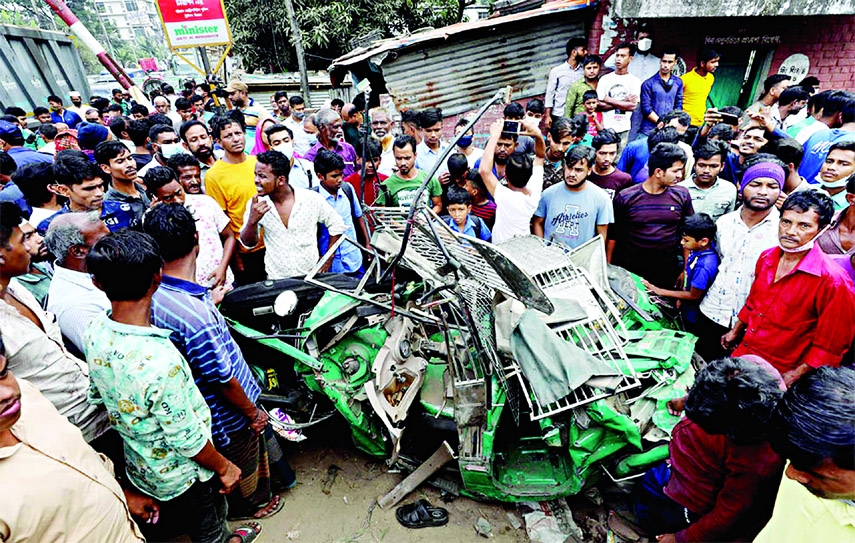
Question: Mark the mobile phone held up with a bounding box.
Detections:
[502,119,521,135]
[718,112,740,126]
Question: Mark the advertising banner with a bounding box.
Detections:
[156,0,232,49]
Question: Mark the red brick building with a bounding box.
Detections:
[589,1,855,104]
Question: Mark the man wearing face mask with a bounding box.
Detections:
[815,141,855,211]
[284,95,310,155]
[605,29,661,82]
[136,124,187,179]
[47,95,83,130]
[452,117,483,168]
[723,190,855,386]
[303,114,320,151]
[264,124,313,190]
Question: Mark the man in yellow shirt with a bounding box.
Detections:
[204,116,265,284]
[681,47,720,127]
[755,367,855,542]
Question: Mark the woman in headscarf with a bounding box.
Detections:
[250,117,276,155]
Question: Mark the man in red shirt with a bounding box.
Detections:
[723,190,855,386]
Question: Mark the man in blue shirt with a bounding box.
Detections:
[533,145,613,249]
[144,203,294,522]
[639,49,684,137]
[0,121,53,216]
[799,115,855,184]
[47,94,83,129]
[313,149,370,274]
[0,121,52,168]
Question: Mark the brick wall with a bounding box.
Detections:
[768,16,855,88]
[587,3,855,91]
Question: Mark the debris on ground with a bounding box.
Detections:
[519,500,584,543]
[506,511,522,530]
[475,516,493,538]
[322,464,342,495]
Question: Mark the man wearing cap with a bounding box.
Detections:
[723,190,855,385]
[66,91,89,118]
[0,120,53,168]
[225,80,271,152]
[695,161,783,362]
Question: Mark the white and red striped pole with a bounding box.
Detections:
[44,0,140,95]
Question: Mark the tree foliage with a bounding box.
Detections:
[224,0,472,73]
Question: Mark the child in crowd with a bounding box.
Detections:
[313,149,369,275]
[463,169,497,228]
[442,153,470,213]
[443,185,492,242]
[143,165,236,288]
[641,213,719,333]
[345,138,386,206]
[583,90,603,138]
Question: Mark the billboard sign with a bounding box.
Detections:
[156,0,232,49]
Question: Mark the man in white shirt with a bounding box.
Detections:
[604,29,661,82]
[264,124,314,189]
[479,118,545,243]
[696,161,784,362]
[153,95,183,132]
[240,150,345,279]
[598,43,642,150]
[44,212,111,355]
[0,202,111,444]
[284,95,311,156]
[370,107,396,177]
[544,37,587,129]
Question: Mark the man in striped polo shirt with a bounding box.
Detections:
[145,203,295,522]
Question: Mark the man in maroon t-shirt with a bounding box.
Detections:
[608,142,694,288]
[344,138,388,206]
[589,129,633,199]
[634,356,785,543]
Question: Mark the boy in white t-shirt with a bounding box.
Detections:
[478,118,545,243]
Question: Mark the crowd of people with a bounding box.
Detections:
[0,33,853,543]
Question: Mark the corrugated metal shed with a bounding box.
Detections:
[330,0,593,116]
[0,24,90,114]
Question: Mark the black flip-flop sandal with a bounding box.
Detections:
[395,499,449,529]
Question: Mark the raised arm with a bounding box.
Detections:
[478,120,505,197]
[521,117,546,165]
[239,195,269,249]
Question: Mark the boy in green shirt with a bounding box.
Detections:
[84,229,261,543]
[375,135,443,214]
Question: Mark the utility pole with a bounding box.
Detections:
[282,0,310,107]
